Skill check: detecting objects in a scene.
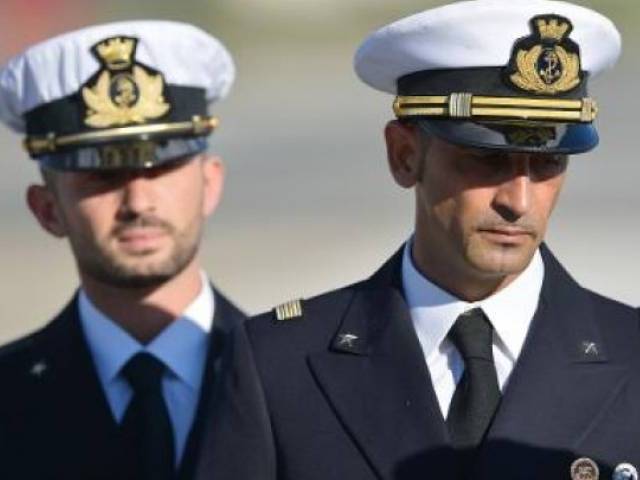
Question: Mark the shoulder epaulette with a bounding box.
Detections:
[274,299,303,321]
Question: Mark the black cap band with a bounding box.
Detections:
[397,67,589,99]
[25,85,207,137]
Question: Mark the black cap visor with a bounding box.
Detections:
[415,118,599,155]
[38,137,208,171]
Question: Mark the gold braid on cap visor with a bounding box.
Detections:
[23,115,219,156]
[393,93,597,123]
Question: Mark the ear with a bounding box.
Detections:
[384,120,424,188]
[26,184,68,238]
[200,154,225,217]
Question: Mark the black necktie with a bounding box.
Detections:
[121,352,175,480]
[446,308,501,451]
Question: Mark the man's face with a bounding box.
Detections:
[386,123,568,294]
[29,156,223,289]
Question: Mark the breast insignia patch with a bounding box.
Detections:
[274,299,303,321]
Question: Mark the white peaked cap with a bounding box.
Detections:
[355,0,621,94]
[0,20,235,132]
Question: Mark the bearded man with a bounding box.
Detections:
[0,20,244,480]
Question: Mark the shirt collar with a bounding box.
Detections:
[79,272,216,390]
[402,239,544,361]
[479,248,543,361]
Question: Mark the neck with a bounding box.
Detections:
[411,233,517,302]
[80,258,204,344]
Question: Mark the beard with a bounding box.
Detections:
[71,215,202,289]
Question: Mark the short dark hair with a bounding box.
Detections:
[403,120,433,179]
[39,167,59,194]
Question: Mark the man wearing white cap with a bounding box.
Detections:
[197,2,640,480]
[0,21,244,480]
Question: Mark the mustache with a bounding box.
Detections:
[112,215,175,236]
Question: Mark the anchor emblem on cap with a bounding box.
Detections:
[507,14,582,95]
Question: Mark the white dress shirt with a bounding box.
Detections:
[402,240,544,418]
[78,272,215,466]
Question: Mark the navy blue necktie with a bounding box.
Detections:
[121,352,175,480]
[446,308,501,450]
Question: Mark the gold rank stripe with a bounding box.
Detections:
[275,300,303,321]
[393,94,597,123]
[24,115,219,156]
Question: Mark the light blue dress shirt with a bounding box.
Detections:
[78,274,215,466]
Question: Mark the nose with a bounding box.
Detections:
[492,157,531,222]
[119,173,156,217]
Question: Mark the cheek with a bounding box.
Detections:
[65,196,117,239]
[168,183,208,226]
[430,188,493,236]
[531,180,565,225]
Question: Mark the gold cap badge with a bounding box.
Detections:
[95,37,136,70]
[82,36,171,128]
[507,15,582,95]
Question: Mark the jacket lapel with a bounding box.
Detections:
[32,297,127,478]
[477,246,629,479]
[308,250,456,480]
[178,289,246,480]
[14,289,244,479]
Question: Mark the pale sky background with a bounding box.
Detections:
[0,0,638,342]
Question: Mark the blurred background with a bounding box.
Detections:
[0,0,638,342]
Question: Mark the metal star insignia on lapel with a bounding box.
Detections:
[581,341,599,357]
[30,360,48,377]
[337,333,359,349]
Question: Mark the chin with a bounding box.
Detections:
[466,242,536,278]
[107,273,173,289]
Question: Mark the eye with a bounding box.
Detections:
[84,170,127,184]
[65,170,131,193]
[468,149,508,163]
[531,154,568,179]
[464,150,509,175]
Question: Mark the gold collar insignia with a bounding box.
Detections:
[506,15,582,96]
[82,36,171,128]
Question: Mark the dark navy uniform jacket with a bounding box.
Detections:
[196,246,640,480]
[0,289,244,480]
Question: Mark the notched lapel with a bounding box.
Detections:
[479,248,629,478]
[309,252,455,480]
[31,298,126,478]
[178,290,246,480]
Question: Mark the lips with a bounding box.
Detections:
[481,227,533,236]
[478,226,535,244]
[116,227,169,252]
